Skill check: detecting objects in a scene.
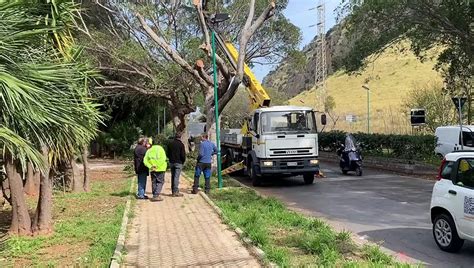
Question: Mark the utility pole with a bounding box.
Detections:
[163,107,166,134]
[211,30,223,189]
[362,84,370,133]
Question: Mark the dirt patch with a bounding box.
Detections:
[90,168,127,181]
[1,160,130,267]
[38,242,89,264]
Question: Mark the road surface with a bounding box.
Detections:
[235,162,474,267]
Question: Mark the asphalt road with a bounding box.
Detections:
[235,161,474,267]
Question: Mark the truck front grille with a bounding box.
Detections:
[269,147,313,156]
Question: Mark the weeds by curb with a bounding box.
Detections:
[110,177,135,268]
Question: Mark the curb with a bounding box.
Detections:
[110,177,135,268]
[182,173,277,267]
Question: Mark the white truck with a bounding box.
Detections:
[435,126,474,157]
[221,106,323,186]
[210,24,325,186]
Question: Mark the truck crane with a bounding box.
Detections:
[209,17,324,186]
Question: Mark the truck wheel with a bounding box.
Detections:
[222,149,232,168]
[433,213,464,252]
[248,163,261,186]
[303,173,315,184]
[355,167,362,176]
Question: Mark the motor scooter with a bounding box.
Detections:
[336,134,363,176]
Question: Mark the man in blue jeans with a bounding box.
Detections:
[134,137,149,199]
[166,133,186,197]
[192,133,217,194]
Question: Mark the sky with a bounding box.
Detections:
[252,0,341,81]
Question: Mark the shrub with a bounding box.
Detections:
[319,131,436,161]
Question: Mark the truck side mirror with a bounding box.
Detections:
[321,114,327,125]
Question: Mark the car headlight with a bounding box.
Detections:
[310,159,319,165]
[262,161,274,167]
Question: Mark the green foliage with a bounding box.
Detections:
[361,245,394,265]
[0,176,131,266]
[324,95,336,112]
[209,187,402,266]
[404,82,457,132]
[319,131,436,161]
[338,0,473,109]
[0,1,101,168]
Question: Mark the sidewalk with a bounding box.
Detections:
[123,173,260,267]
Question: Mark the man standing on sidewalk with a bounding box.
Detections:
[167,132,186,197]
[192,133,217,194]
[134,137,149,199]
[143,140,167,202]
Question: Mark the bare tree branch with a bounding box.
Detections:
[98,80,170,99]
[136,12,211,90]
[236,1,275,79]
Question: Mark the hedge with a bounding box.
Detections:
[319,131,437,161]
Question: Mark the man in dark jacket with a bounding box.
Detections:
[167,133,186,197]
[134,137,149,199]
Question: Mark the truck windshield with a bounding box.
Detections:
[261,111,317,134]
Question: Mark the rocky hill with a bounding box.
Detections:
[263,23,351,97]
[263,23,442,134]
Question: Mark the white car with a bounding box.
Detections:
[431,151,474,252]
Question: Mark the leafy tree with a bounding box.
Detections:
[404,82,457,132]
[88,0,300,140]
[337,0,473,121]
[0,1,100,235]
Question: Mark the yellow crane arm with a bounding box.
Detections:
[223,42,271,110]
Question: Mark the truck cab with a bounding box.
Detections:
[222,106,320,186]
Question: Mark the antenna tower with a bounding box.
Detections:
[314,0,326,110]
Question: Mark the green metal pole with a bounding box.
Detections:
[211,30,223,189]
[367,89,370,134]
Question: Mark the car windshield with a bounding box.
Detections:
[261,111,317,134]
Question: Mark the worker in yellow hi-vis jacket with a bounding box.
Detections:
[143,141,167,202]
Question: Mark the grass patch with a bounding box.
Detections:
[0,165,131,267]
[208,186,411,267]
[183,170,242,189]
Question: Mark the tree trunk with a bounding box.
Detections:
[172,112,190,153]
[24,162,40,196]
[1,176,11,206]
[5,153,32,235]
[467,95,472,125]
[0,187,5,210]
[71,157,83,193]
[82,146,90,192]
[32,146,53,235]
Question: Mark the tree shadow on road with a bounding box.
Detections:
[237,175,311,188]
[359,227,474,266]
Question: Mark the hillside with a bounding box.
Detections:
[263,24,442,134]
[289,43,441,134]
[263,24,349,97]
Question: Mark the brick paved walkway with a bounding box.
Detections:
[123,173,260,267]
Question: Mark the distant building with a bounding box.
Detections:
[187,107,205,138]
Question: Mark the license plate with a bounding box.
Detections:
[287,162,298,167]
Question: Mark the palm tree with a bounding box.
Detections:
[0,2,101,235]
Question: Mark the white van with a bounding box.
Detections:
[435,126,474,157]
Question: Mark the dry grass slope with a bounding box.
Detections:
[290,43,442,134]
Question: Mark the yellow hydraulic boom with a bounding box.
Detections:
[211,30,271,110]
[223,43,271,110]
